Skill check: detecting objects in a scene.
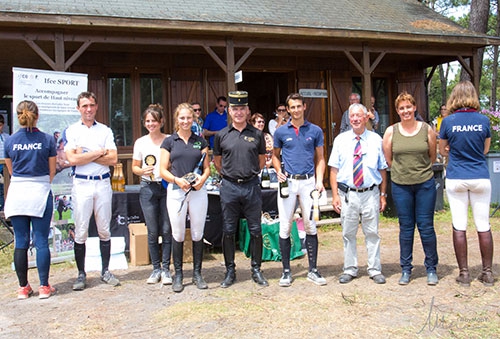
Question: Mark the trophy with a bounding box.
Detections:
[144,155,156,181]
[177,153,206,214]
[310,189,320,221]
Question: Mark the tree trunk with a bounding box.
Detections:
[438,64,449,104]
[460,0,490,82]
[492,2,499,110]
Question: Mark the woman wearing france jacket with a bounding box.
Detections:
[439,80,494,287]
[4,100,57,299]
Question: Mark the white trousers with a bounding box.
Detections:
[446,178,491,232]
[167,185,208,242]
[278,177,317,238]
[72,178,112,244]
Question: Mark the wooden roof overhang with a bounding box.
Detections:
[0,12,497,106]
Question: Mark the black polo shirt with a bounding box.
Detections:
[161,132,208,177]
[213,123,265,179]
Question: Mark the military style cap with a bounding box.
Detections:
[228,91,248,106]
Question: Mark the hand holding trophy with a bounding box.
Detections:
[144,154,156,181]
[310,189,320,221]
[177,152,206,213]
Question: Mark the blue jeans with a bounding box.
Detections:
[11,192,53,286]
[139,181,172,270]
[0,183,4,211]
[391,178,438,274]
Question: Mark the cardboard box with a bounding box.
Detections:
[129,223,150,266]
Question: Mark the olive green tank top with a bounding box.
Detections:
[391,122,433,185]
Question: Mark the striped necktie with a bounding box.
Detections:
[353,136,363,187]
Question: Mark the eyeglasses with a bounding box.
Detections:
[193,108,202,112]
[218,105,227,108]
[277,109,287,112]
[255,120,265,124]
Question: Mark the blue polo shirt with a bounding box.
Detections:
[439,110,490,179]
[4,128,56,177]
[273,120,323,175]
[203,109,227,148]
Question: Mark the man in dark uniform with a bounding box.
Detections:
[213,91,269,288]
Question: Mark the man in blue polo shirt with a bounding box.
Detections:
[203,96,227,149]
[272,92,326,287]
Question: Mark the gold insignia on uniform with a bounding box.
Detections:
[244,136,255,142]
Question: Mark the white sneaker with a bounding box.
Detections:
[161,269,172,285]
[307,269,327,286]
[279,270,293,287]
[146,269,161,284]
[101,270,120,286]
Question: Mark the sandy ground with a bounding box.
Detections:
[0,216,499,338]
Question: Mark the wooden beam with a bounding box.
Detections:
[0,12,493,46]
[1,29,478,57]
[24,33,93,71]
[54,32,65,71]
[203,45,227,72]
[2,30,479,58]
[24,38,56,70]
[235,47,255,71]
[457,55,474,78]
[344,51,363,74]
[226,37,236,93]
[64,40,92,70]
[426,65,437,86]
[362,45,372,130]
[369,51,386,73]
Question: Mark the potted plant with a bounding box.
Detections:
[481,108,500,152]
[481,107,500,205]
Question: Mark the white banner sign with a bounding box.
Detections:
[12,67,89,265]
[12,67,87,132]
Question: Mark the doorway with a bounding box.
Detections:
[238,72,289,133]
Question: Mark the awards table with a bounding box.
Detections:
[89,189,278,249]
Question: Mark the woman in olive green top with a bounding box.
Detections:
[383,91,438,286]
